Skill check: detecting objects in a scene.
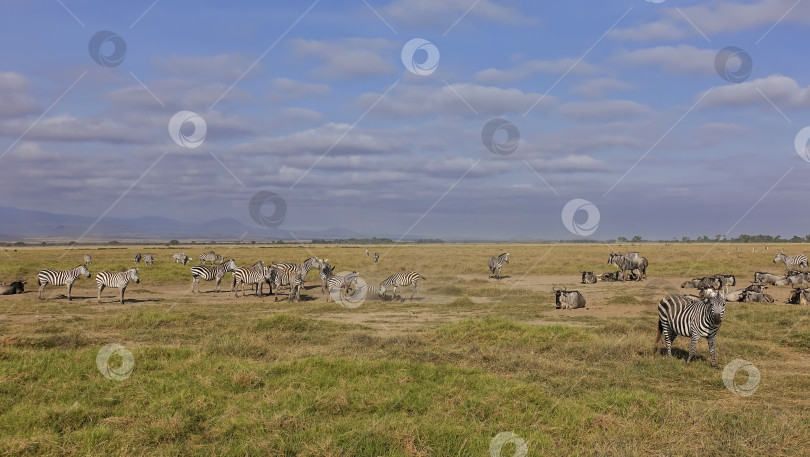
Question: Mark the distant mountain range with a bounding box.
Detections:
[0,206,368,242]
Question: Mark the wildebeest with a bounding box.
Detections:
[786,270,810,285]
[681,277,722,290]
[553,286,586,309]
[754,272,789,286]
[581,271,597,284]
[742,290,774,303]
[725,284,767,302]
[787,287,810,305]
[713,274,736,287]
[598,271,623,282]
[134,253,141,264]
[0,280,25,295]
[607,253,648,281]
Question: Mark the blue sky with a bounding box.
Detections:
[2,0,810,240]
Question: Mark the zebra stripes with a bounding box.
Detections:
[173,252,190,265]
[232,265,273,297]
[656,294,725,367]
[191,259,238,293]
[200,251,223,265]
[488,252,509,279]
[134,253,141,264]
[379,271,422,301]
[272,265,303,302]
[325,272,358,303]
[96,268,140,304]
[318,259,334,294]
[143,254,154,265]
[83,254,92,264]
[774,253,808,271]
[37,265,91,301]
[373,253,379,263]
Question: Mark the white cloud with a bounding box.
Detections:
[290,38,398,79]
[701,75,810,108]
[0,71,39,118]
[269,78,331,101]
[382,0,533,27]
[558,100,652,122]
[572,78,635,98]
[474,58,600,84]
[152,54,264,81]
[612,45,716,75]
[609,20,687,42]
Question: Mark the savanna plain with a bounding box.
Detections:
[0,243,808,456]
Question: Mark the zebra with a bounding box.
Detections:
[373,253,379,263]
[37,264,91,301]
[200,251,223,265]
[83,254,92,264]
[656,293,725,367]
[232,264,274,298]
[134,253,141,264]
[488,253,509,279]
[273,257,321,292]
[96,268,140,304]
[235,261,265,293]
[379,271,422,301]
[173,252,190,265]
[191,259,238,293]
[318,259,335,294]
[607,253,648,281]
[325,272,358,303]
[774,253,808,271]
[366,248,370,256]
[143,254,154,265]
[271,265,303,302]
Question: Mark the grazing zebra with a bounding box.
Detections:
[366,248,369,256]
[96,268,140,304]
[656,293,725,367]
[488,252,509,279]
[318,259,335,294]
[37,265,91,301]
[191,259,238,293]
[200,251,223,265]
[83,254,92,264]
[325,272,358,303]
[232,265,274,298]
[379,271,422,301]
[774,253,808,271]
[143,254,154,265]
[272,266,304,302]
[373,253,379,263]
[173,252,190,265]
[134,253,141,264]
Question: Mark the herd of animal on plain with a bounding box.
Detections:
[2,248,808,367]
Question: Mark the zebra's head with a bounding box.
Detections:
[303,257,320,271]
[707,294,725,325]
[607,253,616,265]
[78,265,91,278]
[129,268,140,284]
[502,253,509,263]
[263,266,276,281]
[774,253,785,263]
[224,259,238,271]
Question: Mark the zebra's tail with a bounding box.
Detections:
[419,275,426,281]
[654,320,663,345]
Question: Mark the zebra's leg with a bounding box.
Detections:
[234,281,240,298]
[39,282,46,300]
[215,276,222,293]
[411,282,418,301]
[664,328,674,357]
[67,282,73,301]
[191,278,198,293]
[120,286,126,304]
[708,335,718,368]
[687,335,700,363]
[98,284,105,303]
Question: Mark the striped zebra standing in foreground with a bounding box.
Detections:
[379,271,423,301]
[199,251,223,265]
[134,253,141,264]
[318,259,334,293]
[173,252,190,265]
[488,252,509,279]
[774,253,808,271]
[270,265,304,302]
[38,265,91,301]
[143,254,154,265]
[191,259,238,293]
[96,268,140,304]
[325,272,358,303]
[232,265,274,298]
[83,254,93,264]
[656,294,725,367]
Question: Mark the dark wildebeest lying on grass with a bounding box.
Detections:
[0,280,26,295]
